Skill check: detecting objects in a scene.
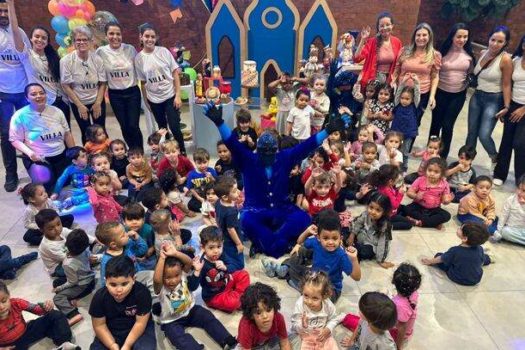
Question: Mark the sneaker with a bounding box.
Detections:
[493,178,503,186]
[261,258,278,277]
[4,177,19,192]
[276,264,289,279]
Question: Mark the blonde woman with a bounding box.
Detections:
[393,23,441,129]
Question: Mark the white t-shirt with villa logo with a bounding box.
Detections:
[60,50,106,104]
[0,27,30,93]
[135,46,178,103]
[96,44,138,90]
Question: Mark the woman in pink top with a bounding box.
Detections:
[429,23,475,159]
[393,23,441,130]
[354,12,403,91]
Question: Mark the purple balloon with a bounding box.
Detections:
[28,163,52,184]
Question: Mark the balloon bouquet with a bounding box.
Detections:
[48,0,117,57]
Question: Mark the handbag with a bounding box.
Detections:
[468,52,499,89]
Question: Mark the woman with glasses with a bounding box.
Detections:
[96,22,143,149]
[354,12,403,92]
[60,25,107,144]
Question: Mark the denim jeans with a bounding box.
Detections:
[399,137,415,172]
[0,92,28,180]
[457,213,498,234]
[465,90,502,160]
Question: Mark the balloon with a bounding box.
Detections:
[64,0,85,6]
[28,164,52,184]
[180,90,189,100]
[48,0,60,16]
[57,47,68,57]
[68,18,87,31]
[51,16,70,34]
[55,33,69,47]
[184,67,197,81]
[81,0,96,16]
[91,11,118,34]
[58,3,77,18]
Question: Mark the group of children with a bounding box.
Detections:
[1,72,525,350]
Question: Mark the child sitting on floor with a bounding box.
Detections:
[52,146,94,200]
[446,145,477,203]
[304,165,342,217]
[196,226,250,313]
[492,174,525,245]
[84,124,111,155]
[237,282,291,349]
[421,222,492,286]
[126,147,154,202]
[88,256,156,349]
[0,281,79,350]
[0,245,37,280]
[153,242,238,349]
[109,139,129,185]
[186,148,218,213]
[122,203,157,270]
[87,171,123,224]
[289,270,343,349]
[52,229,95,326]
[458,176,498,234]
[402,158,453,230]
[404,136,442,184]
[21,183,74,246]
[233,108,258,150]
[341,292,397,349]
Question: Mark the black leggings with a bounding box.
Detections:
[109,86,143,149]
[401,202,451,228]
[149,96,186,155]
[493,100,525,185]
[70,100,107,144]
[9,310,72,348]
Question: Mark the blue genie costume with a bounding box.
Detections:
[204,103,351,258]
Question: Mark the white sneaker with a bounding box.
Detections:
[493,178,503,186]
[54,342,80,350]
[490,231,503,243]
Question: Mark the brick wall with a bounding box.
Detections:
[417,0,525,51]
[15,0,421,68]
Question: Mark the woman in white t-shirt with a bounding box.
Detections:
[96,22,143,149]
[9,83,75,192]
[60,25,107,144]
[9,3,70,125]
[493,35,525,187]
[135,25,186,155]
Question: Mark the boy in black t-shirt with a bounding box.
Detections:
[89,255,156,349]
[215,140,243,190]
[214,176,244,272]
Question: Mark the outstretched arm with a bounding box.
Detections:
[203,103,232,140]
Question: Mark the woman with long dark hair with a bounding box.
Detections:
[429,23,475,159]
[465,25,513,169]
[354,12,403,91]
[96,22,143,149]
[135,25,186,155]
[493,35,525,186]
[8,2,70,125]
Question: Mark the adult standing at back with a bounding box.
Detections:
[0,0,29,192]
[393,23,441,128]
[354,12,403,91]
[96,22,143,150]
[493,35,525,186]
[135,25,186,155]
[8,0,70,127]
[465,25,512,168]
[60,25,107,145]
[429,23,475,159]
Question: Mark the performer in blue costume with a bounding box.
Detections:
[204,103,351,258]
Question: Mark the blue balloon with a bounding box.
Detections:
[51,16,70,34]
[55,33,67,47]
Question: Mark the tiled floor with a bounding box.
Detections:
[1,93,524,350]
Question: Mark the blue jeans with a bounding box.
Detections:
[457,213,498,234]
[465,90,502,160]
[400,137,415,172]
[0,92,28,179]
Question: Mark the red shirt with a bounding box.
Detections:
[157,155,195,180]
[378,185,404,216]
[307,188,338,216]
[237,312,287,348]
[0,298,45,346]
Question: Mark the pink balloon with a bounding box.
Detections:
[59,3,77,18]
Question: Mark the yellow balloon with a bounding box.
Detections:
[68,18,87,30]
